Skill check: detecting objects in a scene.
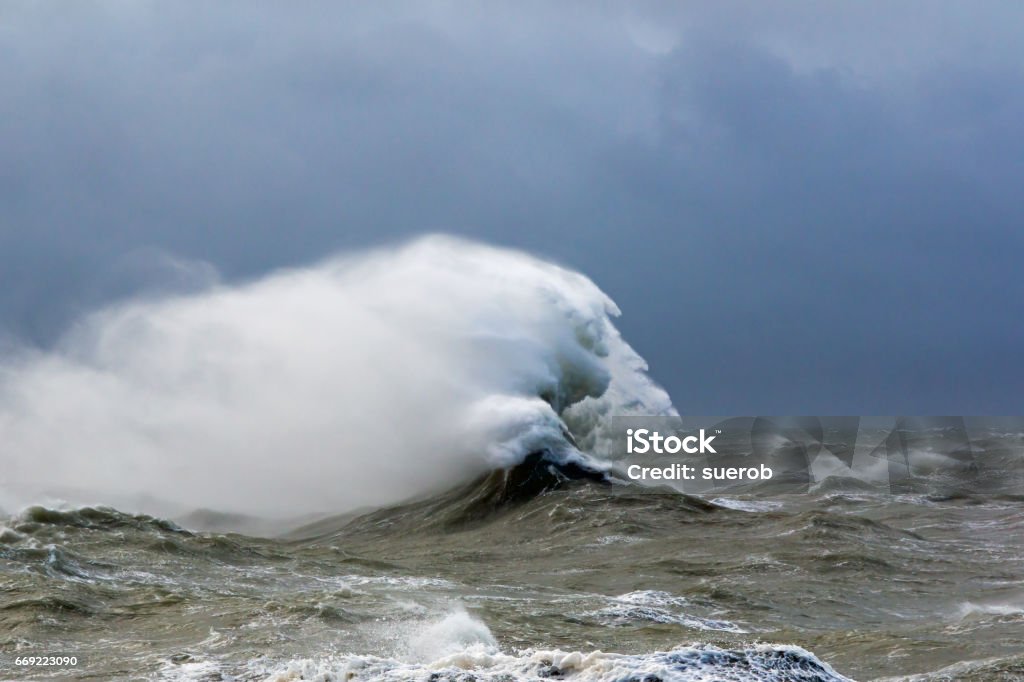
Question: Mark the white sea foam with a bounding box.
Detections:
[614,590,690,608]
[336,574,457,590]
[711,498,785,513]
[406,608,499,661]
[593,534,645,546]
[156,609,850,681]
[0,236,673,519]
[586,590,746,633]
[955,599,1024,619]
[254,644,850,682]
[588,604,745,633]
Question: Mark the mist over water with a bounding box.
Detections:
[0,236,672,518]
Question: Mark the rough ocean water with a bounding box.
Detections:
[1,238,1022,681]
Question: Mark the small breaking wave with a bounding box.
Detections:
[12,504,190,535]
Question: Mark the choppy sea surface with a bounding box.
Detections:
[1,242,1022,680]
[3,432,1024,682]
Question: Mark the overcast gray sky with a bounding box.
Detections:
[2,1,1022,413]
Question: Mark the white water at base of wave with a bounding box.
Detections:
[154,608,852,682]
[210,609,848,682]
[0,236,673,519]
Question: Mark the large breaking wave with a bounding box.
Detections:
[0,236,673,518]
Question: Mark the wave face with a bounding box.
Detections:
[0,236,672,518]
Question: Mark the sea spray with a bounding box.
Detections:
[0,236,673,519]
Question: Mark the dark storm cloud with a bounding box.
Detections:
[1,1,1022,412]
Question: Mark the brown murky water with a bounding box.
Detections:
[2,433,1024,681]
